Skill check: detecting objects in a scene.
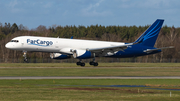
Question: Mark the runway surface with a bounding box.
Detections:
[0,76,180,79]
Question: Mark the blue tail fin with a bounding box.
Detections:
[134,19,164,47]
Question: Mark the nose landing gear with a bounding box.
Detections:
[23,51,28,62]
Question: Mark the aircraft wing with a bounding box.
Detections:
[88,42,137,56]
[60,42,140,57]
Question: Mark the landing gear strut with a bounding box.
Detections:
[76,59,85,67]
[89,53,98,66]
[23,51,28,62]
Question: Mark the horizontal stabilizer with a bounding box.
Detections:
[143,46,174,53]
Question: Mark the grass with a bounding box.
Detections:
[0,63,178,76]
[0,63,180,67]
[0,63,180,100]
[0,79,180,101]
[0,67,180,76]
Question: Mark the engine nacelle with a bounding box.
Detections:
[72,49,92,59]
[50,53,71,59]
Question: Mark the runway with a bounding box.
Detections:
[0,76,180,79]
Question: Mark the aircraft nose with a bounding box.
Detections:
[5,42,12,49]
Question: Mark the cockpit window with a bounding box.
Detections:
[10,40,19,42]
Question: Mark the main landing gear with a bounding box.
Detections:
[89,61,98,66]
[76,60,98,67]
[23,51,28,62]
[89,55,98,66]
[89,53,98,66]
[76,53,99,67]
[76,59,85,66]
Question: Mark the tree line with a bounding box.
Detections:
[0,22,179,63]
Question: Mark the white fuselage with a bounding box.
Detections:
[5,36,125,54]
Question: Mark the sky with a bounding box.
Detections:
[0,0,180,29]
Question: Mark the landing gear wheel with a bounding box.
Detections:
[80,62,85,67]
[89,61,94,65]
[89,61,98,66]
[76,60,85,67]
[76,62,81,65]
[93,62,98,66]
[24,58,28,62]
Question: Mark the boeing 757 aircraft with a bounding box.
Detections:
[5,19,173,66]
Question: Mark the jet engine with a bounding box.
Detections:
[50,53,71,59]
[71,49,92,59]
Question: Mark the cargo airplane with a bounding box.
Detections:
[5,19,173,66]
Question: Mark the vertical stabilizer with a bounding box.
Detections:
[134,19,164,47]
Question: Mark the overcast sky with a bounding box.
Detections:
[0,0,180,29]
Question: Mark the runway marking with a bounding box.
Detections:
[0,76,180,79]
